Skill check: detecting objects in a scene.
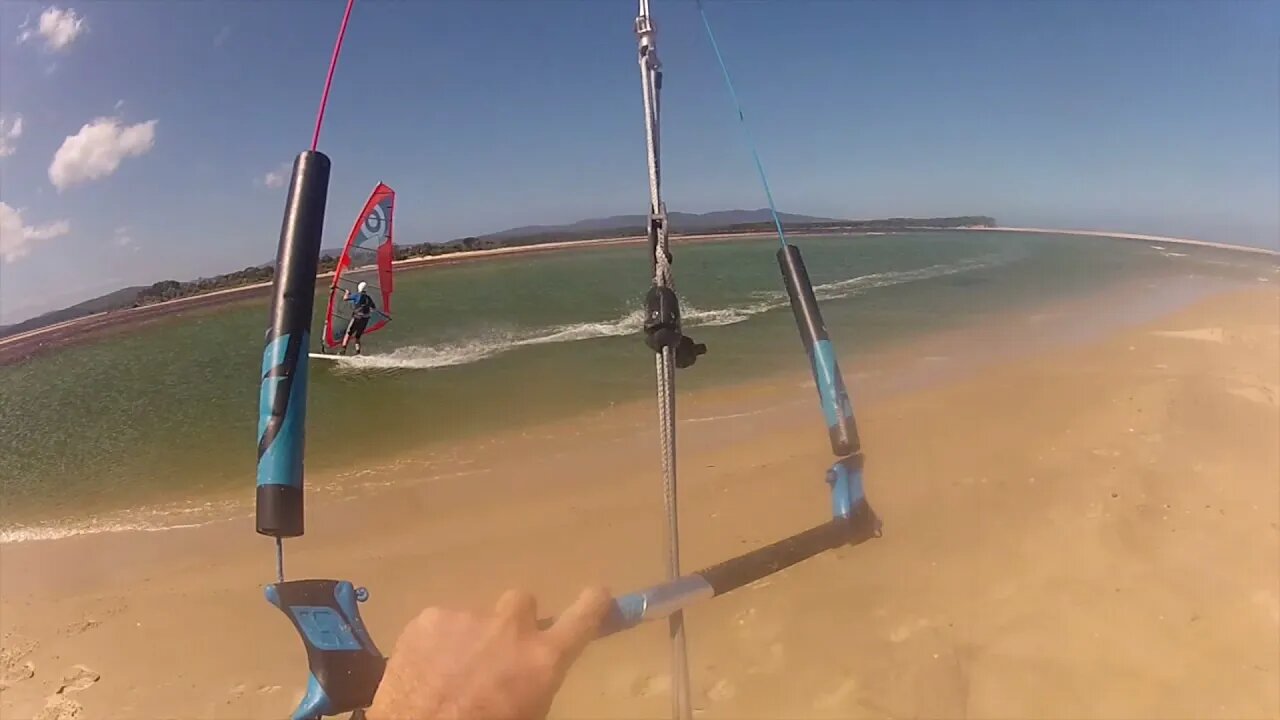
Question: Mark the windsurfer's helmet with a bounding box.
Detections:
[357,281,368,293]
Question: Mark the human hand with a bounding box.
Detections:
[366,587,613,720]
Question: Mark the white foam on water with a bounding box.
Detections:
[811,256,999,301]
[0,499,242,544]
[684,301,776,327]
[1,464,499,544]
[335,310,648,371]
[329,254,1008,374]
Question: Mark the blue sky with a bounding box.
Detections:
[0,0,1276,324]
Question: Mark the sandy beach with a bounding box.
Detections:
[966,227,1280,257]
[1,280,1276,719]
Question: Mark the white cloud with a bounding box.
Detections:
[213,26,232,48]
[0,202,71,263]
[16,13,33,42]
[114,99,125,112]
[113,226,135,249]
[260,161,291,189]
[0,114,23,157]
[49,117,157,191]
[18,6,87,51]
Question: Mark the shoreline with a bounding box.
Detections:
[0,271,1254,544]
[1,284,1275,719]
[2,226,1274,364]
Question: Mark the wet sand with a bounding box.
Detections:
[1,286,1277,719]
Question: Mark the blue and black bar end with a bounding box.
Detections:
[777,244,860,457]
[265,579,386,720]
[256,151,331,539]
[826,453,869,522]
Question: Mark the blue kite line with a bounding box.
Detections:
[695,0,788,248]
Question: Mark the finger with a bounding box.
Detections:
[494,589,539,633]
[543,586,612,662]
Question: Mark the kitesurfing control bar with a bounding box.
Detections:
[257,151,331,539]
[249,3,881,719]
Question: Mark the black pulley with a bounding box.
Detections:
[643,285,707,368]
[643,286,682,352]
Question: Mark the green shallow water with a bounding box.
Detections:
[0,232,1273,537]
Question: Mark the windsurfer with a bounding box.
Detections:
[341,280,377,355]
[321,184,395,354]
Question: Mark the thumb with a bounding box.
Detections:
[543,587,612,664]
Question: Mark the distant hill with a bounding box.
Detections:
[0,286,148,339]
[485,209,842,240]
[258,246,345,267]
[261,212,840,265]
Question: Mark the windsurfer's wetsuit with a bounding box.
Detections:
[342,291,377,354]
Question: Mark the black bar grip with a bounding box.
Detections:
[699,504,879,595]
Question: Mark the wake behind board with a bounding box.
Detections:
[308,352,390,368]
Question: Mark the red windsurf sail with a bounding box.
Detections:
[322,183,395,348]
